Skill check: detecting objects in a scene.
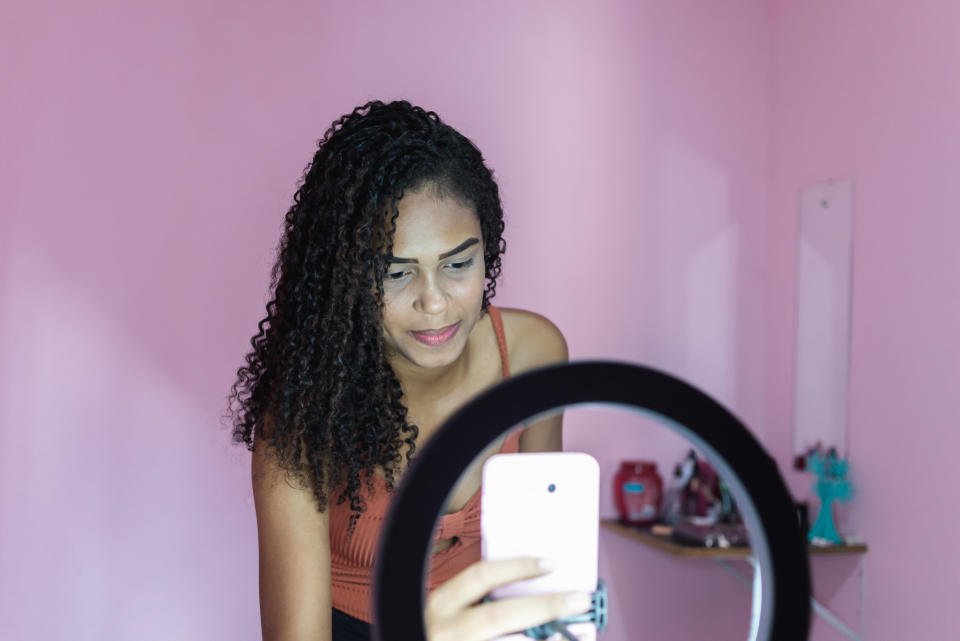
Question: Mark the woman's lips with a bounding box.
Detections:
[410,322,460,346]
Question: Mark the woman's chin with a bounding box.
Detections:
[404,337,469,370]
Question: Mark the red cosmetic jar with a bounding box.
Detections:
[614,461,663,527]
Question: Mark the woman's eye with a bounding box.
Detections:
[447,258,474,270]
[386,270,409,281]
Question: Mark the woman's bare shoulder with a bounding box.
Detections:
[495,307,568,375]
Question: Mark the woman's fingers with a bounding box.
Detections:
[445,590,592,641]
[425,558,595,641]
[427,557,551,617]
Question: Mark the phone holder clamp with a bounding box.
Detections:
[523,579,608,641]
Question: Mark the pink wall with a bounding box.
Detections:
[3,0,904,639]
[769,1,960,639]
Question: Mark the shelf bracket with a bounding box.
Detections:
[714,558,862,641]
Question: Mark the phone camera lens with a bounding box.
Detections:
[548,483,556,493]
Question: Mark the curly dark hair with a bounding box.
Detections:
[226,100,506,533]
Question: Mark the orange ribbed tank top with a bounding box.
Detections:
[328,305,519,622]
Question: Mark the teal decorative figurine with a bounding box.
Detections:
[806,449,853,545]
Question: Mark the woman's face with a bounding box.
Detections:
[380,186,486,371]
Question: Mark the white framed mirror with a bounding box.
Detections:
[793,178,855,458]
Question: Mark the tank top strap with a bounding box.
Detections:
[487,305,522,453]
[487,305,510,379]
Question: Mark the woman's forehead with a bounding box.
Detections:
[389,191,480,256]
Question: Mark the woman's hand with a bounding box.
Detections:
[424,558,592,641]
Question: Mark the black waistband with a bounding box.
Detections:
[332,607,372,641]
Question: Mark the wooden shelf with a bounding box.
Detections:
[600,519,868,559]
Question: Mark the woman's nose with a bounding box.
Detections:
[416,278,448,315]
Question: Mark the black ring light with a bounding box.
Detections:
[374,361,810,641]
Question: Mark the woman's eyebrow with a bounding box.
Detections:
[389,238,480,264]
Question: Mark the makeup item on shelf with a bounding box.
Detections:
[683,456,719,519]
[718,477,737,521]
[613,460,663,526]
[659,452,693,525]
[670,521,750,549]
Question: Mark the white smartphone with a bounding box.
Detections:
[481,452,600,641]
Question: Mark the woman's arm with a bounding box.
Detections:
[252,427,332,641]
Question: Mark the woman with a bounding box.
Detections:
[228,100,587,641]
